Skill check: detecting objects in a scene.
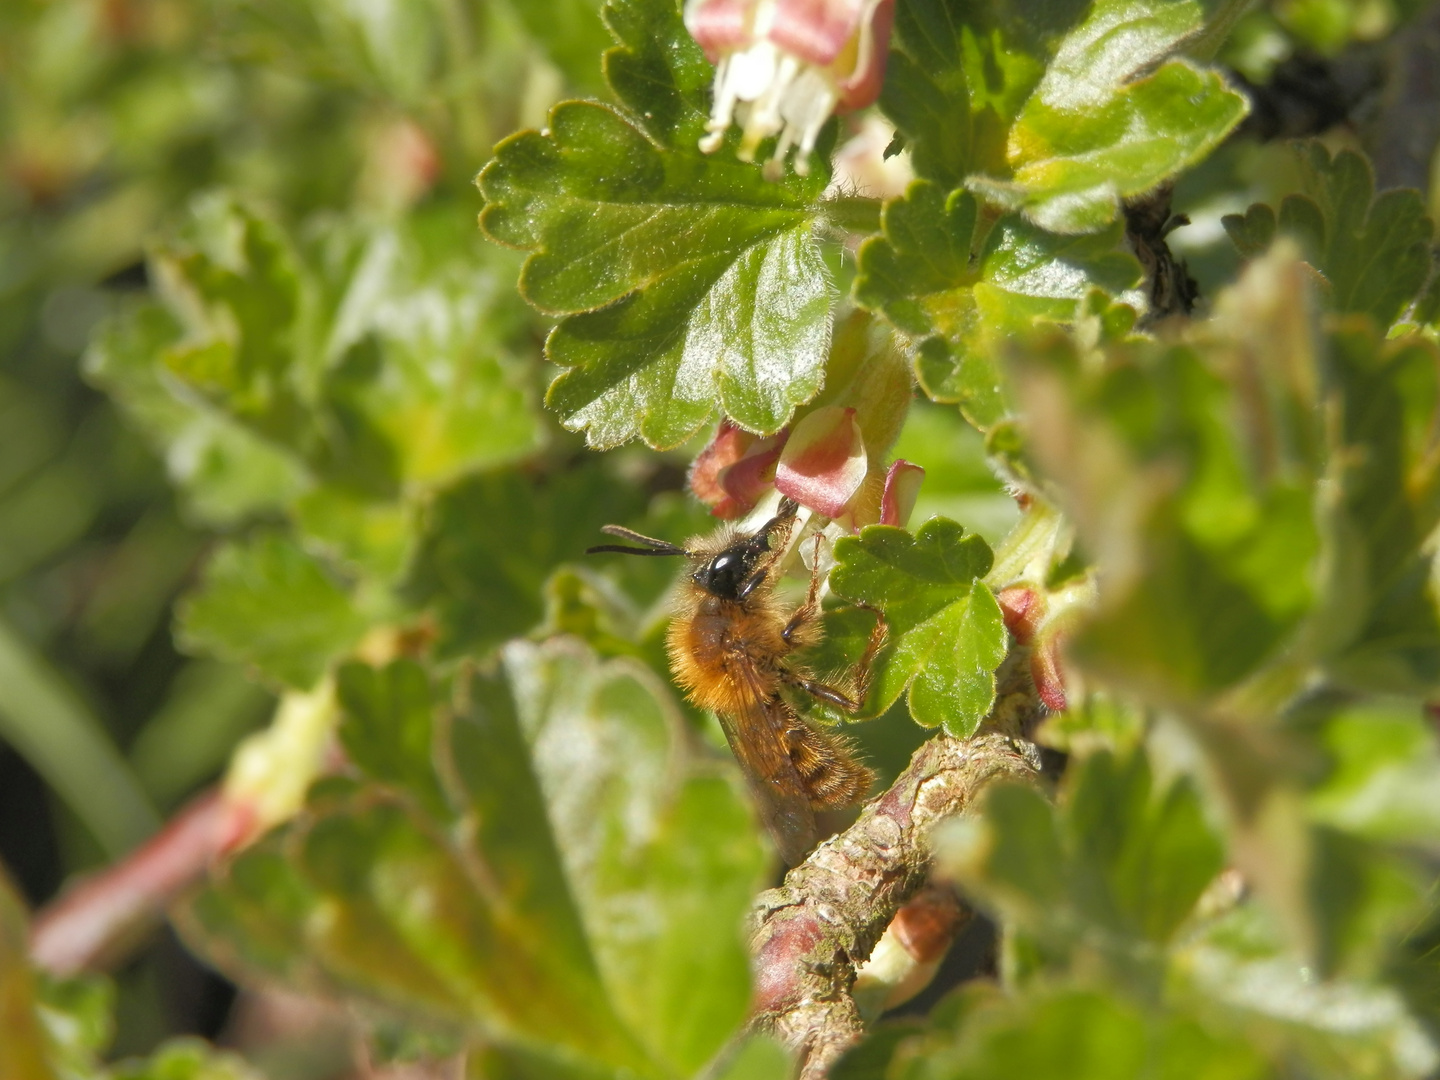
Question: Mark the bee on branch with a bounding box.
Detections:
[588,497,886,865]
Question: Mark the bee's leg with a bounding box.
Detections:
[780,533,828,652]
[783,602,889,715]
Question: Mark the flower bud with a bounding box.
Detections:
[685,0,895,175]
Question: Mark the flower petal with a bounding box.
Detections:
[997,585,1043,642]
[835,0,893,109]
[684,0,756,60]
[690,420,756,505]
[879,459,924,527]
[690,420,786,518]
[769,0,869,67]
[717,439,784,517]
[776,405,867,517]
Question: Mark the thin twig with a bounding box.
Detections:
[29,788,252,975]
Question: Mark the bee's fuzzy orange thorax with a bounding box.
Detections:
[666,587,788,715]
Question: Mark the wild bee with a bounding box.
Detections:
[587,497,886,864]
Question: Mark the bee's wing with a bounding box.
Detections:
[716,692,818,868]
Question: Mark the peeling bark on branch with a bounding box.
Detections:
[748,694,1045,1078]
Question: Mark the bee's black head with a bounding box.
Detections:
[693,533,772,601]
[693,498,798,601]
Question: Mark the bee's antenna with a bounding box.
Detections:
[586,524,686,558]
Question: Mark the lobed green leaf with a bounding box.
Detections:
[970,0,1247,232]
[829,518,1007,734]
[1223,144,1435,331]
[184,640,765,1076]
[478,0,834,449]
[407,466,647,658]
[855,181,1139,427]
[882,0,1246,232]
[177,532,370,689]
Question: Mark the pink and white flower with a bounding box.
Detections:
[685,0,895,175]
[690,407,923,532]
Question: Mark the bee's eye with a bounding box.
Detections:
[695,533,773,599]
[699,551,744,597]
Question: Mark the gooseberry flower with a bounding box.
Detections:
[690,409,923,533]
[775,406,868,518]
[685,0,896,175]
[689,420,787,519]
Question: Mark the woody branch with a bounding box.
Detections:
[747,657,1049,1079]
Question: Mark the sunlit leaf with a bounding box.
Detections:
[178,532,370,689]
[84,301,307,527]
[967,0,1248,232]
[185,639,764,1076]
[855,181,1139,427]
[478,0,833,448]
[935,748,1223,985]
[829,518,1006,734]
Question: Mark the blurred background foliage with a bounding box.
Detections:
[1,0,1440,1075]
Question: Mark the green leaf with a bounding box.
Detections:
[503,639,767,1076]
[1307,702,1440,847]
[508,0,610,94]
[1389,893,1440,1047]
[407,466,647,657]
[1305,826,1423,978]
[1015,263,1324,698]
[1319,329,1440,693]
[1064,752,1226,946]
[110,1040,263,1080]
[1222,144,1435,329]
[879,0,1052,187]
[446,666,638,1062]
[292,487,416,582]
[708,1036,794,1080]
[123,198,543,518]
[478,0,833,449]
[154,193,313,450]
[35,975,114,1067]
[936,748,1224,986]
[967,0,1248,232]
[909,988,1273,1080]
[83,300,308,527]
[829,518,1007,734]
[0,870,59,1080]
[1176,903,1439,1077]
[192,773,637,1066]
[178,532,370,688]
[466,1045,626,1080]
[186,638,765,1076]
[855,181,1139,426]
[1221,202,1276,259]
[335,659,449,820]
[600,0,715,147]
[312,211,544,491]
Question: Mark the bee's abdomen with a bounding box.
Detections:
[785,724,873,809]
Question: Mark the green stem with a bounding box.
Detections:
[985,499,1066,587]
[0,619,160,858]
[1186,0,1257,62]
